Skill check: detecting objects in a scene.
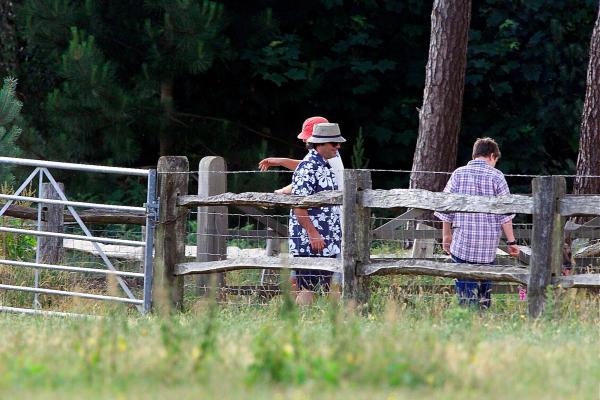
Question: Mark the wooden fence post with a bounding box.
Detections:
[529,176,566,318]
[261,228,282,285]
[39,182,64,264]
[342,169,371,304]
[196,156,227,296]
[411,223,435,258]
[154,156,189,313]
[265,228,282,257]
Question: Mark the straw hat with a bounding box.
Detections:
[306,123,346,144]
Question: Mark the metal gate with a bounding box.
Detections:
[0,157,158,316]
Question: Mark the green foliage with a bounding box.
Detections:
[44,28,136,164]
[0,77,23,182]
[0,77,22,132]
[463,0,597,174]
[0,211,37,307]
[242,34,307,86]
[9,0,599,200]
[351,126,369,169]
[143,0,231,77]
[20,0,83,57]
[0,217,36,261]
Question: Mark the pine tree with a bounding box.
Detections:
[0,76,23,182]
[142,0,230,155]
[410,0,472,192]
[574,5,600,196]
[19,0,230,162]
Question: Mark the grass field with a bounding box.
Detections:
[0,289,598,400]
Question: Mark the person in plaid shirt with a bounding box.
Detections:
[434,137,519,309]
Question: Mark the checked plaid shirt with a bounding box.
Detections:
[434,160,514,263]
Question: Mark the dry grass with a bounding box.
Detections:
[0,292,597,399]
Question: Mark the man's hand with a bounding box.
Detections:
[441,222,452,255]
[507,244,519,257]
[294,208,325,253]
[275,184,292,195]
[258,158,280,171]
[309,233,325,253]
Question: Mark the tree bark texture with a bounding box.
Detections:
[574,7,600,196]
[410,0,472,192]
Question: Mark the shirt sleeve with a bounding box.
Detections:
[434,174,456,223]
[495,173,515,224]
[291,161,316,196]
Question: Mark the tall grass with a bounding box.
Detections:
[0,292,598,399]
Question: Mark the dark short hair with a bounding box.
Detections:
[306,143,326,150]
[472,137,501,159]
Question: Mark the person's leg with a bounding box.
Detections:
[296,289,315,306]
[478,260,496,309]
[478,281,492,309]
[316,270,334,298]
[294,268,316,306]
[295,268,334,305]
[452,255,479,307]
[455,280,479,307]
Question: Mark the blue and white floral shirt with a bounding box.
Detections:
[288,149,342,257]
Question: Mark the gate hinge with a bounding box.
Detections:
[145,199,160,223]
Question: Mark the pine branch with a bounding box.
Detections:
[0,77,22,125]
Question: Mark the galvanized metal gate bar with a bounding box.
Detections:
[33,168,44,308]
[143,169,158,313]
[0,193,146,213]
[0,306,101,318]
[0,157,158,316]
[0,226,146,246]
[0,157,150,176]
[0,258,145,278]
[0,167,41,217]
[0,284,144,304]
[41,168,142,312]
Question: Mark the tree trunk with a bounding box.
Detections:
[573,7,600,197]
[159,78,175,156]
[410,0,472,192]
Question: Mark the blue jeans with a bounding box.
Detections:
[451,255,493,309]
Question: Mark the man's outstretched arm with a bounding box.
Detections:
[259,158,301,171]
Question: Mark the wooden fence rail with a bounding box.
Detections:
[169,157,600,318]
[3,155,599,317]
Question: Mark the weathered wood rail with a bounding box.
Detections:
[2,204,146,225]
[166,158,600,318]
[3,155,599,317]
[178,191,342,209]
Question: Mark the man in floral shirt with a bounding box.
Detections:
[289,122,345,305]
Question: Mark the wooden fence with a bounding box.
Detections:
[164,156,600,318]
[4,155,600,317]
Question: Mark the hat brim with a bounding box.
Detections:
[306,136,346,144]
[297,131,311,140]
